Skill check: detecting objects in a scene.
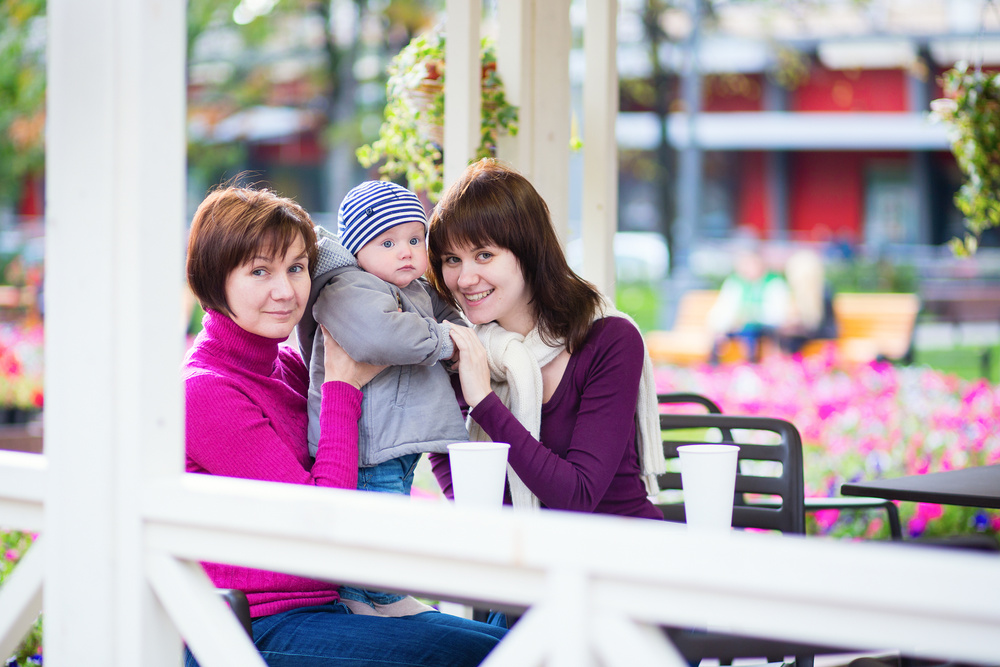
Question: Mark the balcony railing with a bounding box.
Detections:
[3,459,1000,666]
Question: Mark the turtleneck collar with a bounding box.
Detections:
[199,310,284,377]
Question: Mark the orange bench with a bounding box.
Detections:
[829,292,920,363]
[645,290,920,365]
[645,290,724,365]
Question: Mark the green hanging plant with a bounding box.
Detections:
[930,61,1000,256]
[356,29,518,202]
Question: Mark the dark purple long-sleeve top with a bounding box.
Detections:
[433,317,663,520]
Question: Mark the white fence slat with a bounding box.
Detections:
[146,551,266,667]
[547,567,594,667]
[478,604,551,667]
[594,613,690,667]
[0,536,44,661]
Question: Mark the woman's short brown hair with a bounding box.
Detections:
[186,185,317,316]
[428,158,601,352]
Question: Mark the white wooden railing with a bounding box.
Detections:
[4,461,1000,666]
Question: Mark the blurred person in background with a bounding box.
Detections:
[707,245,790,364]
[777,248,837,355]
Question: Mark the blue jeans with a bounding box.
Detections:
[185,603,506,667]
[357,453,420,494]
[340,453,420,608]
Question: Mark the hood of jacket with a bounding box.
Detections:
[297,226,359,363]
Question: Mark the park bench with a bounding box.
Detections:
[645,290,920,365]
[830,292,920,364]
[644,289,721,365]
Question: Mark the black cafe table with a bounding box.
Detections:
[841,464,1000,510]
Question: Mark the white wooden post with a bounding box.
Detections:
[444,0,481,190]
[580,0,620,298]
[496,0,533,176]
[45,0,186,665]
[527,0,572,245]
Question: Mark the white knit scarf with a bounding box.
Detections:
[466,298,665,510]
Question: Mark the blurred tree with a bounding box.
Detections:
[0,0,442,214]
[0,0,46,209]
[186,0,441,207]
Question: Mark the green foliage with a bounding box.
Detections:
[1,530,42,665]
[0,0,46,207]
[931,62,1000,256]
[356,30,518,201]
[616,281,660,333]
[826,259,918,294]
[915,344,1000,384]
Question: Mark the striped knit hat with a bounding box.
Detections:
[337,180,427,255]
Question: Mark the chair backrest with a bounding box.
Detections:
[658,413,806,535]
[657,392,723,414]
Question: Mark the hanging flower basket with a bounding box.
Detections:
[402,68,445,148]
[357,30,518,202]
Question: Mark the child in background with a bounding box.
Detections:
[708,245,790,363]
[297,180,470,617]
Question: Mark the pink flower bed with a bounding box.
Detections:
[0,323,44,412]
[654,344,1000,539]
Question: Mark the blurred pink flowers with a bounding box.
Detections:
[655,347,1000,538]
[0,322,43,413]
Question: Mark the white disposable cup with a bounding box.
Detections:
[677,444,740,533]
[447,442,511,509]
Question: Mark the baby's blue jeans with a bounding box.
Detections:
[338,453,421,608]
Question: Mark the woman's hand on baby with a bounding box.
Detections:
[448,326,492,409]
[321,325,384,389]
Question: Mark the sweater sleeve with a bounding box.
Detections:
[469,319,644,512]
[186,374,361,489]
[314,273,453,366]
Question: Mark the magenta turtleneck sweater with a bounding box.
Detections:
[184,310,362,617]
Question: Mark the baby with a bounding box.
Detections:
[297,180,469,616]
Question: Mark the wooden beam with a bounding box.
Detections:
[581,0,620,297]
[529,0,572,244]
[444,0,481,189]
[46,0,186,664]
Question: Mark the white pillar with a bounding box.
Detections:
[528,0,572,245]
[496,0,533,175]
[45,0,187,664]
[580,0,619,298]
[444,0,481,190]
[495,1,572,246]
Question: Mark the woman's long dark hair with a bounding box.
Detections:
[428,158,602,352]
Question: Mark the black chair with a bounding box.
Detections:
[657,409,872,667]
[657,411,806,534]
[218,588,253,638]
[658,392,903,539]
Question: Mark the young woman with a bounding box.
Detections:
[427,159,664,519]
[184,184,505,666]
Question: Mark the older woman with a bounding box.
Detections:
[427,159,664,518]
[184,184,504,667]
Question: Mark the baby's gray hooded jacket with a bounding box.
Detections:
[297,229,469,465]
